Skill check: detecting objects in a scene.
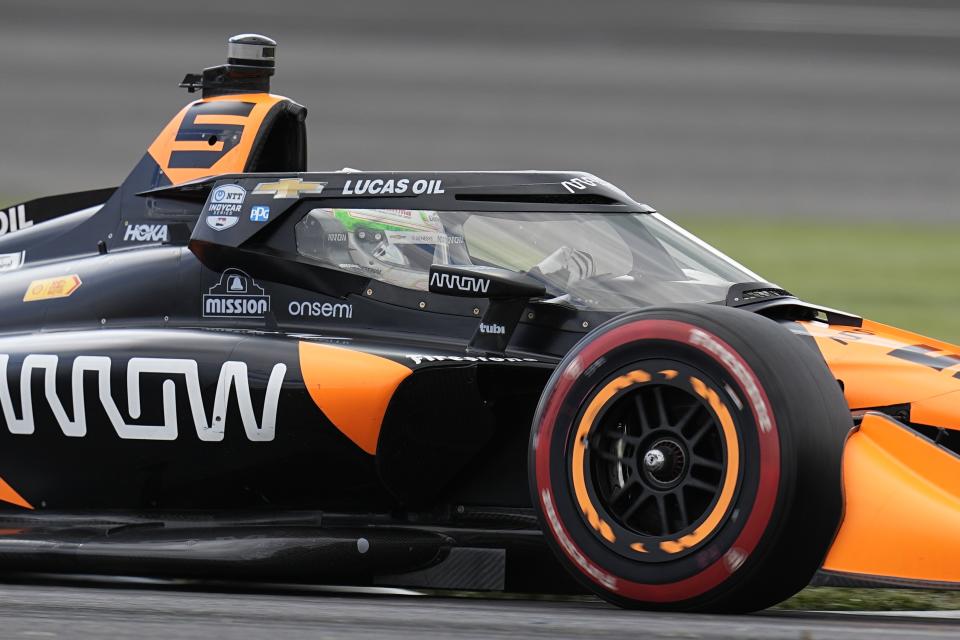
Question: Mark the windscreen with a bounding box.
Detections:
[295,208,762,311]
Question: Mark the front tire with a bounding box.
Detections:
[529,304,851,612]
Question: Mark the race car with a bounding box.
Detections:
[0,34,957,613]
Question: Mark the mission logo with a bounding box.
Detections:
[203,268,271,318]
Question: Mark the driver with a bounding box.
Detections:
[528,246,597,286]
[298,208,466,290]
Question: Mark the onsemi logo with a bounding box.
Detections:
[124,224,169,243]
[0,205,31,237]
[429,272,490,294]
[203,268,270,318]
[0,354,285,442]
[288,301,353,319]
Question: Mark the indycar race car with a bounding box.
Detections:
[0,34,957,613]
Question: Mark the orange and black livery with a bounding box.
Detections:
[0,34,957,613]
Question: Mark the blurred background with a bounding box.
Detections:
[1,0,957,339]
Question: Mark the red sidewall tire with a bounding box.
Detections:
[529,305,848,611]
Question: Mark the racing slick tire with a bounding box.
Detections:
[529,304,851,612]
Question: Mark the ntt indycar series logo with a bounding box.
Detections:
[205,184,247,231]
[203,268,270,318]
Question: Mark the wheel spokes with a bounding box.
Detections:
[692,455,724,472]
[620,488,652,521]
[673,402,700,433]
[654,493,669,535]
[685,476,720,493]
[673,490,690,529]
[633,393,651,434]
[652,386,670,428]
[587,380,728,542]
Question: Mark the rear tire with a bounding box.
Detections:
[529,304,851,612]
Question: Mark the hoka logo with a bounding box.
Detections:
[430,272,490,294]
[124,224,168,243]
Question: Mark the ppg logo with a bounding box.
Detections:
[250,206,270,222]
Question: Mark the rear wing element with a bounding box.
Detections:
[0,188,116,239]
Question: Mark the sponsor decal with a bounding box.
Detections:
[406,354,538,366]
[724,547,748,573]
[0,251,24,273]
[385,231,463,245]
[429,271,490,294]
[250,205,271,222]
[0,354,285,442]
[23,275,82,302]
[479,322,506,335]
[560,175,600,194]
[688,328,772,433]
[206,215,239,231]
[123,223,169,243]
[205,184,247,231]
[203,268,270,318]
[541,488,618,590]
[208,184,247,212]
[0,205,31,237]
[288,300,353,319]
[342,178,444,196]
[253,178,327,199]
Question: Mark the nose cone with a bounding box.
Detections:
[793,318,960,430]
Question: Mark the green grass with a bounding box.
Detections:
[675,217,960,344]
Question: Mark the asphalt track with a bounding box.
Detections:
[1,0,959,219]
[0,581,958,640]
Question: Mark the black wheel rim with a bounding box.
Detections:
[580,366,731,561]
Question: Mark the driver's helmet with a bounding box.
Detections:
[296,208,466,289]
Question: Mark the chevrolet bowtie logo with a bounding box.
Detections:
[253,178,327,199]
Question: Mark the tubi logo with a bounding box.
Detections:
[479,322,506,335]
